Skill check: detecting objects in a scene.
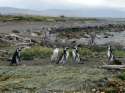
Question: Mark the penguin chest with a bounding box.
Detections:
[107,51,111,58]
[72,51,76,58]
[66,52,69,59]
[54,49,59,56]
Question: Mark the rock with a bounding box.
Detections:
[12,29,20,33]
[92,88,96,92]
[96,90,100,93]
[100,92,105,93]
[0,38,11,46]
[31,38,40,44]
[102,65,125,70]
[104,36,109,38]
[5,33,23,41]
[31,32,38,37]
[97,78,108,87]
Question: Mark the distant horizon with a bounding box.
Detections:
[0,0,125,18]
[0,0,125,11]
[1,6,125,18]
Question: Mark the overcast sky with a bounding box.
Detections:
[0,0,125,11]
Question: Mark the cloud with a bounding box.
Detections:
[0,0,125,10]
[104,0,125,8]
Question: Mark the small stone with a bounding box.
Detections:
[101,92,105,93]
[96,91,100,93]
[92,88,96,92]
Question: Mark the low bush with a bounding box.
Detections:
[79,47,93,57]
[21,46,110,60]
[114,50,125,58]
[90,46,106,52]
[118,72,125,80]
[21,46,53,60]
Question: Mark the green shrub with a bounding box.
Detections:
[90,46,106,52]
[79,48,93,57]
[118,72,125,80]
[21,49,34,60]
[114,50,125,58]
[21,46,53,60]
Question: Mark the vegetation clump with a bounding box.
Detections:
[21,46,52,60]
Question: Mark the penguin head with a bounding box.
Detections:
[75,46,78,50]
[108,45,111,50]
[64,47,69,50]
[17,47,23,52]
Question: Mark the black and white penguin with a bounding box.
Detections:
[72,47,80,63]
[107,45,113,63]
[59,47,69,64]
[107,45,121,65]
[10,48,22,65]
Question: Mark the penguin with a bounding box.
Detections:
[107,45,113,63]
[59,47,69,64]
[107,45,121,65]
[10,48,22,65]
[109,54,115,64]
[72,47,80,63]
[51,47,59,63]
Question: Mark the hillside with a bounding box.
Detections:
[0,7,125,17]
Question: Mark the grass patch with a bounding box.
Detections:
[79,47,93,57]
[114,50,125,58]
[21,46,52,60]
[0,65,108,92]
[89,46,106,52]
[21,46,95,60]
[0,15,98,22]
[118,72,125,80]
